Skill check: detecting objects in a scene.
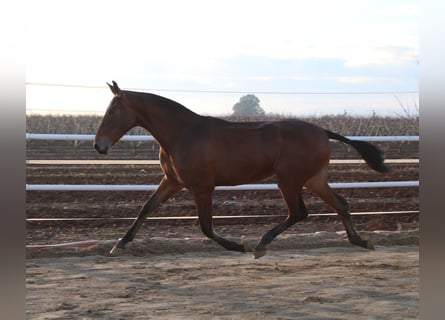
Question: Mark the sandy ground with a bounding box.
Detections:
[26,230,418,320]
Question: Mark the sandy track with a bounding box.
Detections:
[26,231,418,320]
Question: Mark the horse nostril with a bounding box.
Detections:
[94,142,108,155]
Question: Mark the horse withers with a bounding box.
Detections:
[94,81,389,258]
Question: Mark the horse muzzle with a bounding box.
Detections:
[94,137,111,155]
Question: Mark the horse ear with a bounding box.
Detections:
[107,81,121,96]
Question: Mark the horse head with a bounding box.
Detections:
[94,81,138,154]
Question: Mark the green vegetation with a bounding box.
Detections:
[232,94,265,116]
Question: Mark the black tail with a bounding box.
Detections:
[326,130,389,173]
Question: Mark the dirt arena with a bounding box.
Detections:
[26,229,418,320]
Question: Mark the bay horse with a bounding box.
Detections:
[94,81,389,258]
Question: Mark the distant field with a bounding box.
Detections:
[26,113,418,136]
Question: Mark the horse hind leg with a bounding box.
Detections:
[305,166,375,250]
[254,183,308,259]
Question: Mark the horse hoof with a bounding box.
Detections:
[240,237,253,253]
[109,243,125,256]
[360,236,375,250]
[366,241,375,250]
[253,249,267,259]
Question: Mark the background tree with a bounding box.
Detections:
[232,94,265,116]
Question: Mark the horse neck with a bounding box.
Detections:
[129,92,202,150]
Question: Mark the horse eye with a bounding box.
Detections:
[107,103,119,116]
[107,107,116,116]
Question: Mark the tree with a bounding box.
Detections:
[232,94,265,116]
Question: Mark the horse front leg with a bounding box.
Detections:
[193,190,248,253]
[109,176,182,256]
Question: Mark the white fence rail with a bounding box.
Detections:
[26,181,419,191]
[26,133,419,142]
[26,133,156,141]
[26,133,419,192]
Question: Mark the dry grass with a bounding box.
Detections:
[26,113,419,136]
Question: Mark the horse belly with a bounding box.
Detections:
[214,149,275,186]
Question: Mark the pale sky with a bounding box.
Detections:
[26,0,419,116]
